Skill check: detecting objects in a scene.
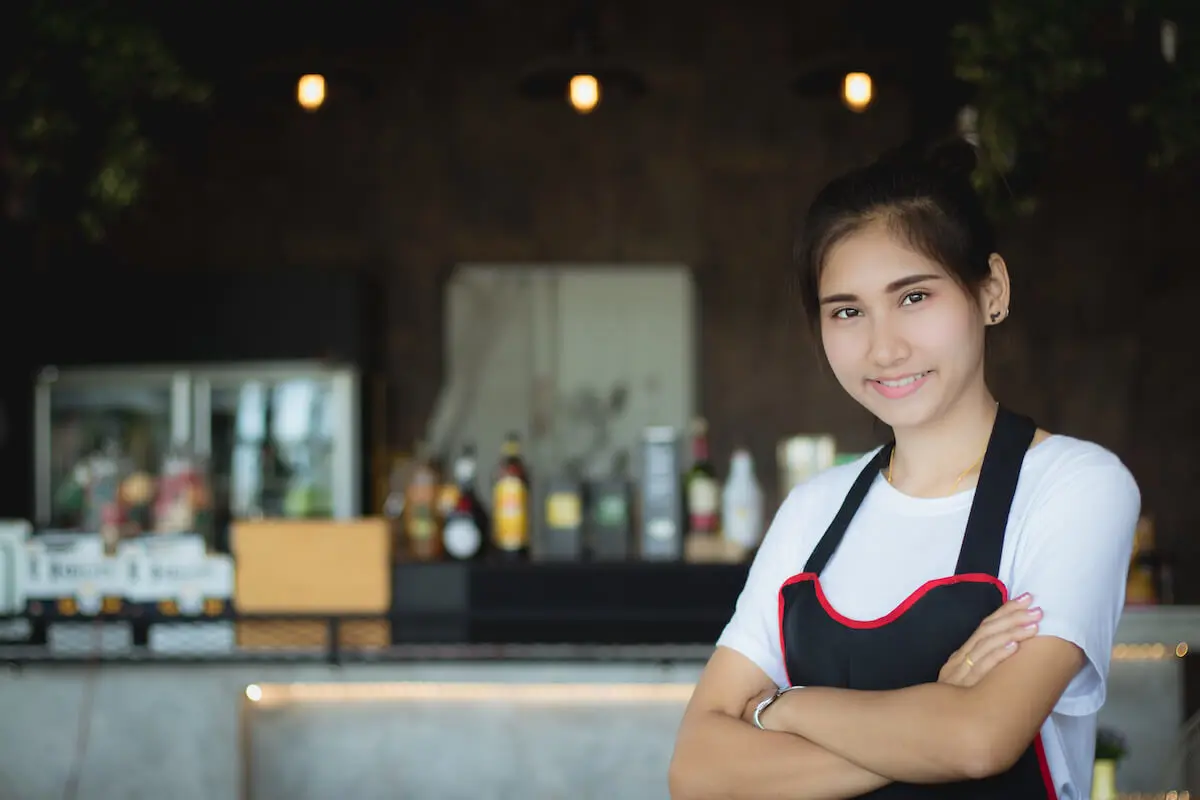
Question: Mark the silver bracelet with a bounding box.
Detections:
[752,685,806,730]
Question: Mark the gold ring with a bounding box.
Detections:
[964,656,975,669]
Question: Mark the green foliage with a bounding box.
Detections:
[1,0,209,239]
[950,0,1199,213]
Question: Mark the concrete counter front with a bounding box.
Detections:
[242,675,697,799]
[0,660,700,800]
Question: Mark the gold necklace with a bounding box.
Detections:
[886,446,986,490]
[886,403,999,490]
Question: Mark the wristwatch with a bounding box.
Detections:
[753,685,806,730]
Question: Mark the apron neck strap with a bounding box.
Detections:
[801,444,890,575]
[954,406,1037,576]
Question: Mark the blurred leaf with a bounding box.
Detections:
[949,0,1198,215]
[0,0,210,240]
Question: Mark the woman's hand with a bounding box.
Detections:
[939,593,1042,688]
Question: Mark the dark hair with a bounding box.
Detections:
[794,138,997,330]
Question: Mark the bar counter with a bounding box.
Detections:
[1,563,1196,798]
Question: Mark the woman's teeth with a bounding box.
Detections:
[877,372,928,388]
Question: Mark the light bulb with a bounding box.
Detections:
[841,72,873,113]
[297,74,326,112]
[1162,20,1178,64]
[568,74,600,114]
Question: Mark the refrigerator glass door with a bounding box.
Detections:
[214,378,335,520]
[196,365,358,550]
[35,369,189,529]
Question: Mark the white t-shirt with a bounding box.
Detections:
[716,434,1141,800]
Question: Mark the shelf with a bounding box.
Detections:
[390,561,749,646]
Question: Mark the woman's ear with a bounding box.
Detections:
[981,253,1011,325]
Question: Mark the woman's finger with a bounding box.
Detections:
[959,595,1035,652]
[961,641,1020,686]
[972,622,1038,661]
[959,623,1039,685]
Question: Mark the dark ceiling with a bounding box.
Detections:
[144,0,972,72]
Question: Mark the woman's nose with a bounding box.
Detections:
[868,318,910,368]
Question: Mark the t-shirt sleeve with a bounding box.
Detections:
[714,488,805,689]
[1009,453,1141,717]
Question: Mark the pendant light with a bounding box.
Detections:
[790,48,902,114]
[517,0,646,114]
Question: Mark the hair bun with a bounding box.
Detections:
[871,137,979,181]
[924,138,979,180]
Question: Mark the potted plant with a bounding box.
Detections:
[1092,727,1128,800]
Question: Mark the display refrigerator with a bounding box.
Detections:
[34,362,362,551]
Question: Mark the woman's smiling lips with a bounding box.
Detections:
[868,371,932,399]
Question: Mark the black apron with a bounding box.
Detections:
[778,407,1057,798]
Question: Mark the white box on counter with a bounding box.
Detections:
[24,531,132,617]
[0,520,32,615]
[116,532,208,561]
[0,521,33,641]
[116,533,235,654]
[119,534,234,617]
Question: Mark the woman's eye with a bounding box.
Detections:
[901,291,928,306]
[832,307,860,320]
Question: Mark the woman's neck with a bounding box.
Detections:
[887,387,999,498]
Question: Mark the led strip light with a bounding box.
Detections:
[244,680,696,707]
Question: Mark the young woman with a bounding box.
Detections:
[668,141,1141,800]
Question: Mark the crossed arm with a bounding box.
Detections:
[668,646,892,800]
[753,635,1083,782]
[667,633,1083,799]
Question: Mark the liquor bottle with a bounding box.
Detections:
[639,426,683,561]
[442,444,489,561]
[491,432,530,559]
[403,441,443,562]
[685,418,720,536]
[538,468,584,561]
[382,453,412,562]
[435,451,461,524]
[588,449,634,561]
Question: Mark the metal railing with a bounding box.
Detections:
[0,609,721,666]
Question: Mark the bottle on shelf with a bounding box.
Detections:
[722,447,764,556]
[154,445,213,541]
[537,462,584,562]
[382,453,412,561]
[402,441,443,562]
[435,452,461,524]
[639,425,684,561]
[89,437,127,554]
[442,444,489,562]
[685,418,720,536]
[587,449,634,561]
[491,431,530,559]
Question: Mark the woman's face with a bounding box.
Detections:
[817,223,990,431]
